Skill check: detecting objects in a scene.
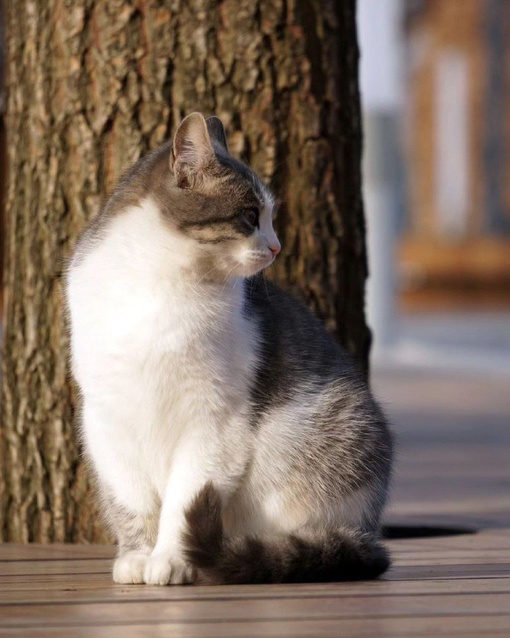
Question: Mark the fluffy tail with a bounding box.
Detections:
[182,483,390,585]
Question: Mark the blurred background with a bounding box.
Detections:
[360,0,510,371]
[359,0,510,529]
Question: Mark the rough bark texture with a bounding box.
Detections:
[1,0,369,542]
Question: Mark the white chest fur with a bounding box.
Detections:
[67,200,257,502]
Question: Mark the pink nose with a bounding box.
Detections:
[269,244,281,257]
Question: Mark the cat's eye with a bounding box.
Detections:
[240,207,259,228]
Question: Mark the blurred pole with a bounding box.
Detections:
[358,0,403,362]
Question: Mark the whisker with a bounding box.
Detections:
[262,272,271,301]
[220,262,240,295]
[195,263,222,285]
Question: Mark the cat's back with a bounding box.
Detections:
[245,277,362,408]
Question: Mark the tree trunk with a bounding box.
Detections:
[1,0,369,543]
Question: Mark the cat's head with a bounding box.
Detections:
[155,112,281,281]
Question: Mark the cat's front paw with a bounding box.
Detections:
[143,553,195,585]
[113,552,149,584]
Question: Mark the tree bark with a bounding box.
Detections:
[1,0,369,543]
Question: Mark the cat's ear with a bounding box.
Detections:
[170,113,215,187]
[206,116,229,153]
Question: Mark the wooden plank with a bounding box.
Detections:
[388,564,510,581]
[0,559,111,576]
[0,561,508,589]
[1,615,510,638]
[1,577,510,605]
[0,526,483,557]
[394,555,510,565]
[386,531,510,551]
[394,548,510,560]
[0,544,114,562]
[0,574,113,592]
[6,551,509,578]
[1,556,508,582]
[1,592,510,628]
[3,530,509,565]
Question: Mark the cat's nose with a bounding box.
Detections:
[269,244,281,257]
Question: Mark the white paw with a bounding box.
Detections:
[113,552,149,584]
[143,553,195,585]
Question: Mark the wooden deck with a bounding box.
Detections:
[1,369,510,637]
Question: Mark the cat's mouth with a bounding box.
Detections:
[249,249,276,269]
[229,249,275,278]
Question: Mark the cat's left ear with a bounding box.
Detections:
[206,116,229,153]
[170,112,215,187]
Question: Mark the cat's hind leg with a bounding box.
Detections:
[182,483,389,584]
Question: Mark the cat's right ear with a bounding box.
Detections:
[170,113,215,188]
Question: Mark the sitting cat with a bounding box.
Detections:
[66,112,393,585]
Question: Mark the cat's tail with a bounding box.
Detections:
[182,483,390,585]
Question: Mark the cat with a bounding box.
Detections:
[66,112,393,586]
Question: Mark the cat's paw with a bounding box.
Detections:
[113,552,149,584]
[143,553,195,585]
